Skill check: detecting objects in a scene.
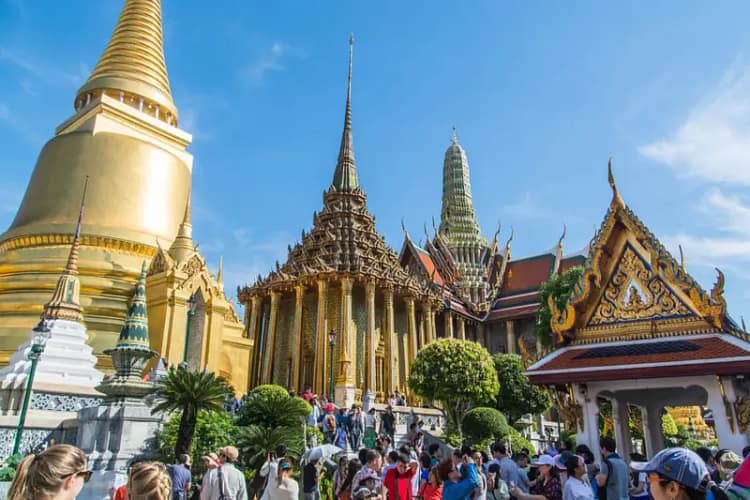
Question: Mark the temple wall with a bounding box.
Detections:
[273,294,295,387]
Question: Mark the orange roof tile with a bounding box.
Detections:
[502,255,554,292]
[417,250,444,285]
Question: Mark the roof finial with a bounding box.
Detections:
[452,124,458,144]
[217,256,224,286]
[331,33,359,192]
[169,189,195,264]
[608,156,625,207]
[65,175,89,274]
[558,224,567,248]
[678,244,686,270]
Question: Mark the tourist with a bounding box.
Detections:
[388,393,397,407]
[438,455,479,500]
[574,445,597,495]
[168,454,193,500]
[487,464,510,500]
[628,453,648,500]
[743,447,750,459]
[725,453,750,499]
[563,455,593,500]
[340,458,363,500]
[596,436,629,500]
[473,451,489,500]
[203,453,219,470]
[335,420,349,449]
[323,403,337,444]
[301,386,315,402]
[714,450,742,488]
[128,461,173,500]
[381,450,399,487]
[697,448,718,483]
[428,443,442,466]
[414,432,425,455]
[384,453,418,500]
[307,396,321,428]
[348,406,364,450]
[201,446,247,500]
[260,444,288,500]
[405,423,418,448]
[381,406,396,444]
[511,455,562,500]
[417,466,443,500]
[334,456,349,497]
[267,459,298,500]
[631,448,716,500]
[364,408,379,448]
[514,453,531,493]
[113,458,145,500]
[554,452,572,487]
[7,444,90,500]
[417,453,432,490]
[302,458,326,500]
[490,444,519,489]
[354,449,383,492]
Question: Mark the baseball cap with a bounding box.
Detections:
[532,455,556,467]
[632,448,710,492]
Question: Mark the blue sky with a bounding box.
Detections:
[2,1,750,322]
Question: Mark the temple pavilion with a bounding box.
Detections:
[238,38,442,408]
[526,161,750,455]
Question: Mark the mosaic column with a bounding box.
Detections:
[405,296,418,379]
[418,310,426,349]
[262,291,280,384]
[505,320,515,354]
[457,316,466,340]
[290,285,304,391]
[384,288,396,394]
[365,280,377,407]
[430,305,437,342]
[314,279,328,395]
[248,295,261,386]
[444,311,454,339]
[336,277,355,407]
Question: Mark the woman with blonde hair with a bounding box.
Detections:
[127,461,172,500]
[8,443,90,500]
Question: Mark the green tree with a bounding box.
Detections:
[408,338,499,442]
[492,353,551,425]
[236,384,311,428]
[155,410,235,476]
[535,266,584,346]
[463,407,508,448]
[662,413,678,437]
[151,365,233,458]
[236,425,305,469]
[508,427,534,454]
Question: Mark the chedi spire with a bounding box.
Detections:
[331,34,359,193]
[75,0,178,124]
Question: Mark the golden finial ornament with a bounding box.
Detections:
[678,244,686,270]
[608,156,625,208]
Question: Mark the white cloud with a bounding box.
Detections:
[501,192,544,219]
[243,42,288,84]
[0,46,85,88]
[640,64,750,184]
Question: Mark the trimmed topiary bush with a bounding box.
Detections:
[463,407,509,443]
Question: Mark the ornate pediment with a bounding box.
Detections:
[587,243,692,326]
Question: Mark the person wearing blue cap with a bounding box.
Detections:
[631,448,722,500]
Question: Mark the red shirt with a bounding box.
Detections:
[384,467,416,500]
[113,485,127,500]
[418,483,442,500]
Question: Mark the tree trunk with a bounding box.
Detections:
[175,408,197,459]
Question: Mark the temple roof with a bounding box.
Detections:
[243,40,436,299]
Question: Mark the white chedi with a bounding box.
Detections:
[0,318,103,391]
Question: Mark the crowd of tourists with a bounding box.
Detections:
[8,416,750,500]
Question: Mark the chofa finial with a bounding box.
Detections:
[608,156,625,207]
[678,244,686,270]
[558,223,567,248]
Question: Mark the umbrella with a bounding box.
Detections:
[303,444,344,462]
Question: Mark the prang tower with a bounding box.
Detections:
[0,0,193,361]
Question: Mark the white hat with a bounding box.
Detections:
[532,455,556,467]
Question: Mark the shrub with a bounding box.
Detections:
[463,407,509,443]
[237,384,311,428]
[508,427,534,454]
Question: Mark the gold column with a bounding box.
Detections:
[291,285,304,391]
[418,310,426,349]
[314,279,328,395]
[365,280,377,393]
[430,305,437,342]
[505,320,516,354]
[248,295,261,387]
[444,311,454,338]
[384,288,396,394]
[405,296,418,379]
[262,291,280,384]
[457,316,466,340]
[477,323,486,347]
[337,277,354,383]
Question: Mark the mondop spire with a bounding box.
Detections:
[331,34,359,193]
[76,0,178,122]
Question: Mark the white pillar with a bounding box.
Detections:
[612,398,632,459]
[642,405,664,459]
[708,377,746,454]
[574,384,601,463]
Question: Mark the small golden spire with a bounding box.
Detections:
[217,256,224,286]
[169,189,194,265]
[43,177,89,322]
[554,224,566,274]
[679,244,686,270]
[76,0,177,122]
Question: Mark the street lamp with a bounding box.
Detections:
[13,322,50,455]
[328,328,336,402]
[182,293,196,366]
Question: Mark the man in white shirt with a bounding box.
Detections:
[201,446,248,500]
[259,444,288,500]
[563,454,594,500]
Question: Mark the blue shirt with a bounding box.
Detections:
[443,463,479,500]
[167,464,192,497]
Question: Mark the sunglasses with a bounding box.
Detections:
[64,470,92,483]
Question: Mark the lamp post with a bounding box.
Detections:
[182,293,196,366]
[12,322,50,455]
[328,328,336,402]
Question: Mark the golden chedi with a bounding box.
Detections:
[0,0,192,363]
